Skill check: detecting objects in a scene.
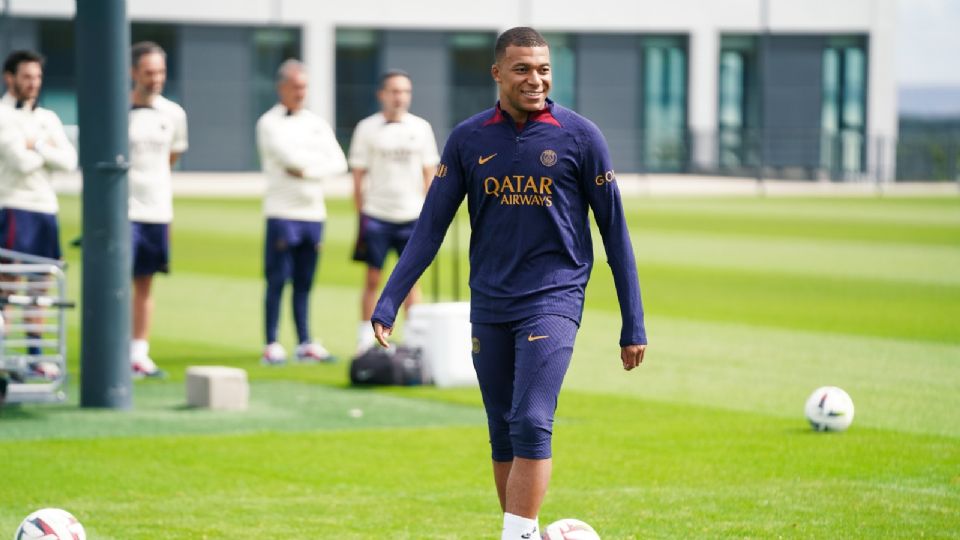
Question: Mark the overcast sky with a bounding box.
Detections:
[897,0,960,87]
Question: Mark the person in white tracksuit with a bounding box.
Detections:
[256,59,347,365]
[0,50,77,380]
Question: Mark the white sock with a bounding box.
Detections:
[130,339,149,362]
[502,512,539,540]
[357,321,375,348]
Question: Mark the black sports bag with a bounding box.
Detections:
[349,345,430,386]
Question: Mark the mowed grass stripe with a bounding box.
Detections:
[626,197,960,245]
[1,394,956,539]
[588,262,960,345]
[631,229,960,286]
[569,310,960,437]
[0,381,485,441]
[62,241,960,351]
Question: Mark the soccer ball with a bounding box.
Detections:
[804,386,855,432]
[544,518,600,540]
[14,508,86,540]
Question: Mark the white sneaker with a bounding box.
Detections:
[296,341,335,363]
[131,356,165,379]
[261,342,287,366]
[28,360,62,381]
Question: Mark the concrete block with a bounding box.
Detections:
[186,366,248,411]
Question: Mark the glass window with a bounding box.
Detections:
[449,32,495,126]
[335,29,379,146]
[821,36,867,175]
[543,33,575,109]
[34,21,183,126]
[253,28,301,119]
[642,36,687,172]
[718,35,759,171]
[37,19,76,125]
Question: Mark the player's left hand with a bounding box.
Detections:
[373,321,393,349]
[621,344,645,371]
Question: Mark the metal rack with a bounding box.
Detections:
[0,247,73,405]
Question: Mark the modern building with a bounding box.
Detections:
[1,0,897,180]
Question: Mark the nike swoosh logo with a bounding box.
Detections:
[528,334,549,342]
[478,153,497,165]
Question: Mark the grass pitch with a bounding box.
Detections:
[1,193,958,538]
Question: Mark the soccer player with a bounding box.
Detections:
[0,50,77,376]
[348,69,439,354]
[127,42,188,378]
[256,59,347,365]
[371,28,647,540]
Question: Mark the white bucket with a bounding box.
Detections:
[405,302,477,388]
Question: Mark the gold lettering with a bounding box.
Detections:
[540,177,553,194]
[484,177,500,195]
[595,170,616,186]
[524,176,537,193]
[486,173,557,203]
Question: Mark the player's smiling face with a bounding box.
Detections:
[492,45,551,122]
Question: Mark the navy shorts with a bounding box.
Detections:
[132,222,170,276]
[352,215,416,269]
[264,218,324,283]
[0,208,61,260]
[472,314,579,461]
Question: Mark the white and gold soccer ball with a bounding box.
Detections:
[804,386,855,432]
[14,508,86,540]
[544,518,600,540]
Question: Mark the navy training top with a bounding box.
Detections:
[371,99,646,347]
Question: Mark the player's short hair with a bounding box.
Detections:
[494,27,549,62]
[131,41,166,69]
[3,50,44,76]
[276,59,305,83]
[379,69,411,89]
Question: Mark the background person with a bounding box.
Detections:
[256,59,348,365]
[0,50,77,377]
[348,69,439,354]
[127,41,189,378]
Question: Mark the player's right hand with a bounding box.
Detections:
[621,344,645,371]
[373,321,392,348]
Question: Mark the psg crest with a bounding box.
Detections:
[540,149,557,167]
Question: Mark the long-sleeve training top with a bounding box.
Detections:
[256,104,348,222]
[0,93,78,214]
[372,100,646,347]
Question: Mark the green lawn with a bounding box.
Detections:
[1,194,958,539]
